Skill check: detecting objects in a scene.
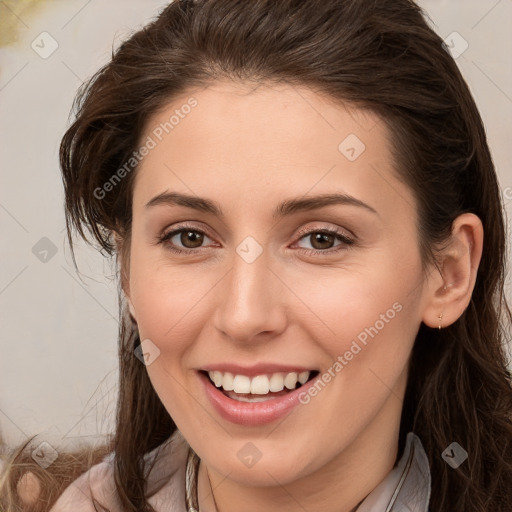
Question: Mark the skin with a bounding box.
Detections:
[16,472,41,506]
[122,80,483,512]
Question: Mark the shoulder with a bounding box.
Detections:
[49,429,190,512]
[48,455,120,512]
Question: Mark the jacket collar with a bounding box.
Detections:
[356,432,431,512]
[149,430,431,512]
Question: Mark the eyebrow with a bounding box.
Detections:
[145,191,378,219]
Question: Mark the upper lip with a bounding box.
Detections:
[200,363,317,377]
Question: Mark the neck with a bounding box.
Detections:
[197,383,404,512]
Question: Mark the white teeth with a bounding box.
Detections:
[233,375,251,393]
[298,371,309,384]
[269,373,285,392]
[212,371,223,387]
[206,370,312,395]
[222,372,234,391]
[284,372,298,390]
[250,375,270,394]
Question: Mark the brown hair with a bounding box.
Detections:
[0,436,112,511]
[2,0,511,510]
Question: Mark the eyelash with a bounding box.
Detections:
[156,223,355,257]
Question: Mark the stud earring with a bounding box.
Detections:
[438,312,443,330]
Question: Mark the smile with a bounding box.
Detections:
[207,370,312,400]
[199,367,320,426]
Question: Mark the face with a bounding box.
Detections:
[125,80,433,486]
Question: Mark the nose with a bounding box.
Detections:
[213,248,287,345]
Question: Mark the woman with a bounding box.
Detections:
[1,0,511,511]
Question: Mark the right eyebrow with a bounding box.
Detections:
[144,191,379,219]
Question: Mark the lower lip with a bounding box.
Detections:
[199,371,318,426]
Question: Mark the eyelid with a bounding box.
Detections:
[157,221,356,254]
[158,220,214,238]
[157,222,216,246]
[293,223,355,241]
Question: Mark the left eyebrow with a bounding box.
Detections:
[144,191,378,219]
[273,193,378,219]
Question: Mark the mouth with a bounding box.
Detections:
[200,369,320,402]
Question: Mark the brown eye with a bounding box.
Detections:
[308,232,336,250]
[294,227,355,257]
[179,230,204,249]
[157,226,215,254]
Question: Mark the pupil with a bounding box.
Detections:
[182,231,203,248]
[312,233,333,249]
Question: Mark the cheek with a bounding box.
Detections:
[287,254,422,410]
[289,255,421,352]
[128,244,215,349]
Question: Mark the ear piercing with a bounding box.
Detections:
[439,282,449,330]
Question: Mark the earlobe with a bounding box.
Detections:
[422,213,483,329]
[114,231,136,321]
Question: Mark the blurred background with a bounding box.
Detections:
[1,0,511,455]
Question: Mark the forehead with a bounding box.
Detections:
[132,80,413,221]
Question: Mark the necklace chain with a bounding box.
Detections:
[185,448,219,512]
[206,463,220,512]
[185,446,368,512]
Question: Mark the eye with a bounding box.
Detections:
[293,227,355,256]
[157,225,215,254]
[156,224,355,257]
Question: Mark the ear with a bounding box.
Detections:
[113,230,137,322]
[422,213,483,329]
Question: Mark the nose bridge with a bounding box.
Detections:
[214,241,285,341]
